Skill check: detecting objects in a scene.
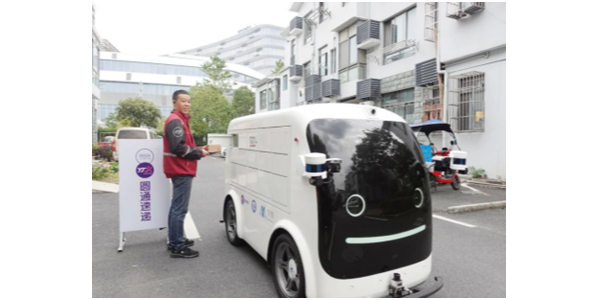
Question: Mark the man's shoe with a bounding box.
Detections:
[170,247,199,259]
[167,239,196,251]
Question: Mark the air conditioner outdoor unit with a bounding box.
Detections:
[462,2,485,15]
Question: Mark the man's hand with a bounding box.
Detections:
[197,146,210,157]
[201,149,210,157]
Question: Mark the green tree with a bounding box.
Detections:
[272,60,285,75]
[103,112,118,130]
[189,85,235,138]
[114,98,162,128]
[104,111,134,130]
[157,117,168,131]
[201,55,235,94]
[232,86,255,118]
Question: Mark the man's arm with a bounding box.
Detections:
[165,119,202,160]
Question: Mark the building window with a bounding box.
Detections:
[304,13,313,45]
[422,87,441,122]
[291,39,296,64]
[283,75,288,91]
[384,7,417,64]
[99,81,189,96]
[304,61,312,80]
[383,88,416,122]
[98,104,119,121]
[100,60,208,78]
[448,72,485,132]
[331,48,337,73]
[319,2,329,23]
[338,22,366,83]
[339,63,366,83]
[260,90,267,110]
[268,81,280,111]
[319,47,328,76]
[460,2,484,10]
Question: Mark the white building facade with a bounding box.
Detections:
[177,24,287,76]
[92,4,101,144]
[97,52,265,123]
[254,2,506,179]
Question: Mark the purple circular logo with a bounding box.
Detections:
[136,163,154,178]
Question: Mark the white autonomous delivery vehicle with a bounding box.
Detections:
[222,104,443,298]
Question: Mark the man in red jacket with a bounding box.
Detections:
[163,90,209,258]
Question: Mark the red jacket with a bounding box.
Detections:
[163,110,202,178]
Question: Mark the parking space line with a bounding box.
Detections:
[184,213,201,240]
[463,184,483,193]
[433,214,477,228]
[462,183,489,195]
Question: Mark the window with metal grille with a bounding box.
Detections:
[448,72,485,132]
[424,3,438,42]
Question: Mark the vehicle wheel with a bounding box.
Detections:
[452,176,462,191]
[225,200,244,246]
[271,234,306,298]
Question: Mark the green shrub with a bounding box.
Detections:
[95,146,113,161]
[92,144,100,156]
[469,167,486,179]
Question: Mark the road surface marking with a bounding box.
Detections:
[184,213,201,240]
[462,183,488,195]
[433,214,477,228]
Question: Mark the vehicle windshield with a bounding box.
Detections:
[118,130,147,139]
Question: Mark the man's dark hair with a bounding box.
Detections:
[172,90,189,101]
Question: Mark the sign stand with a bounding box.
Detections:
[116,140,171,253]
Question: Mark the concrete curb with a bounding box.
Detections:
[92,181,119,193]
[466,181,506,190]
[447,201,506,214]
